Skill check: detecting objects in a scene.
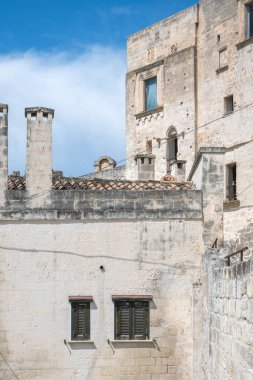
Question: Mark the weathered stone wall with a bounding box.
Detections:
[202,249,253,379]
[126,6,198,181]
[82,165,126,181]
[0,213,203,380]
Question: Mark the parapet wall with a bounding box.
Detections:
[4,189,202,221]
[202,249,253,379]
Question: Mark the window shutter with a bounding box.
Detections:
[71,302,90,340]
[134,302,149,340]
[115,302,130,340]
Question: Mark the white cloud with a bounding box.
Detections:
[0,46,126,176]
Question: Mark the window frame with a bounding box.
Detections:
[226,163,237,202]
[135,61,164,116]
[113,297,151,341]
[224,95,234,115]
[69,297,92,341]
[144,76,158,112]
[246,2,253,38]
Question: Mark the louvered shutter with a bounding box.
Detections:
[71,302,90,340]
[115,301,130,340]
[133,301,149,340]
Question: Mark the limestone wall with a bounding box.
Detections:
[126,6,198,181]
[0,216,203,380]
[202,249,253,379]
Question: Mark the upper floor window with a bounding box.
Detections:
[226,163,237,201]
[167,127,178,162]
[145,77,157,111]
[224,95,234,114]
[247,3,253,38]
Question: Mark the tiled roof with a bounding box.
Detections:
[8,176,26,190]
[8,175,192,191]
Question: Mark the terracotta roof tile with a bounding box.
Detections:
[8,175,193,191]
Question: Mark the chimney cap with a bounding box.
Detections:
[0,104,8,113]
[25,107,54,118]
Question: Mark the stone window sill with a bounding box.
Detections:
[216,65,229,74]
[135,106,163,119]
[223,111,234,118]
[110,340,154,343]
[236,36,253,50]
[223,200,240,210]
[66,340,95,344]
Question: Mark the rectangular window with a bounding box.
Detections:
[145,77,157,111]
[247,3,253,38]
[224,95,234,114]
[114,300,149,340]
[226,163,237,201]
[70,300,90,341]
[219,48,227,68]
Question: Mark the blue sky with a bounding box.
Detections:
[0,0,197,176]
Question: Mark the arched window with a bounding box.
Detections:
[167,127,178,161]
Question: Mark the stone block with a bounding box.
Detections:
[148,365,168,374]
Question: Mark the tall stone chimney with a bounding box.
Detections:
[0,104,8,206]
[25,107,54,197]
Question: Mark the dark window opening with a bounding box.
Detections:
[167,128,178,161]
[224,95,234,114]
[31,113,37,121]
[148,158,152,164]
[227,164,237,201]
[145,77,157,111]
[141,157,145,164]
[115,301,149,340]
[43,113,48,121]
[71,301,90,341]
[247,3,253,38]
[146,140,152,154]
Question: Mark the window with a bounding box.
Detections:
[224,95,234,114]
[219,48,227,68]
[226,164,237,201]
[247,3,253,38]
[146,140,152,154]
[70,298,91,341]
[114,300,150,340]
[167,127,178,163]
[145,77,157,111]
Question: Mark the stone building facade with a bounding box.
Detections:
[0,0,253,379]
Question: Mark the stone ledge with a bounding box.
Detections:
[223,199,240,210]
[236,36,253,50]
[135,107,164,119]
[216,65,229,75]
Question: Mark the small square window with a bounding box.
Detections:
[114,300,150,340]
[224,95,234,114]
[145,77,157,111]
[70,300,90,341]
[246,3,253,38]
[226,163,237,201]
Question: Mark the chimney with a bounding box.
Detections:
[0,104,8,205]
[25,107,54,196]
[134,154,155,181]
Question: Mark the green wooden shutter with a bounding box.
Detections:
[71,302,90,341]
[115,301,130,340]
[133,301,149,340]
